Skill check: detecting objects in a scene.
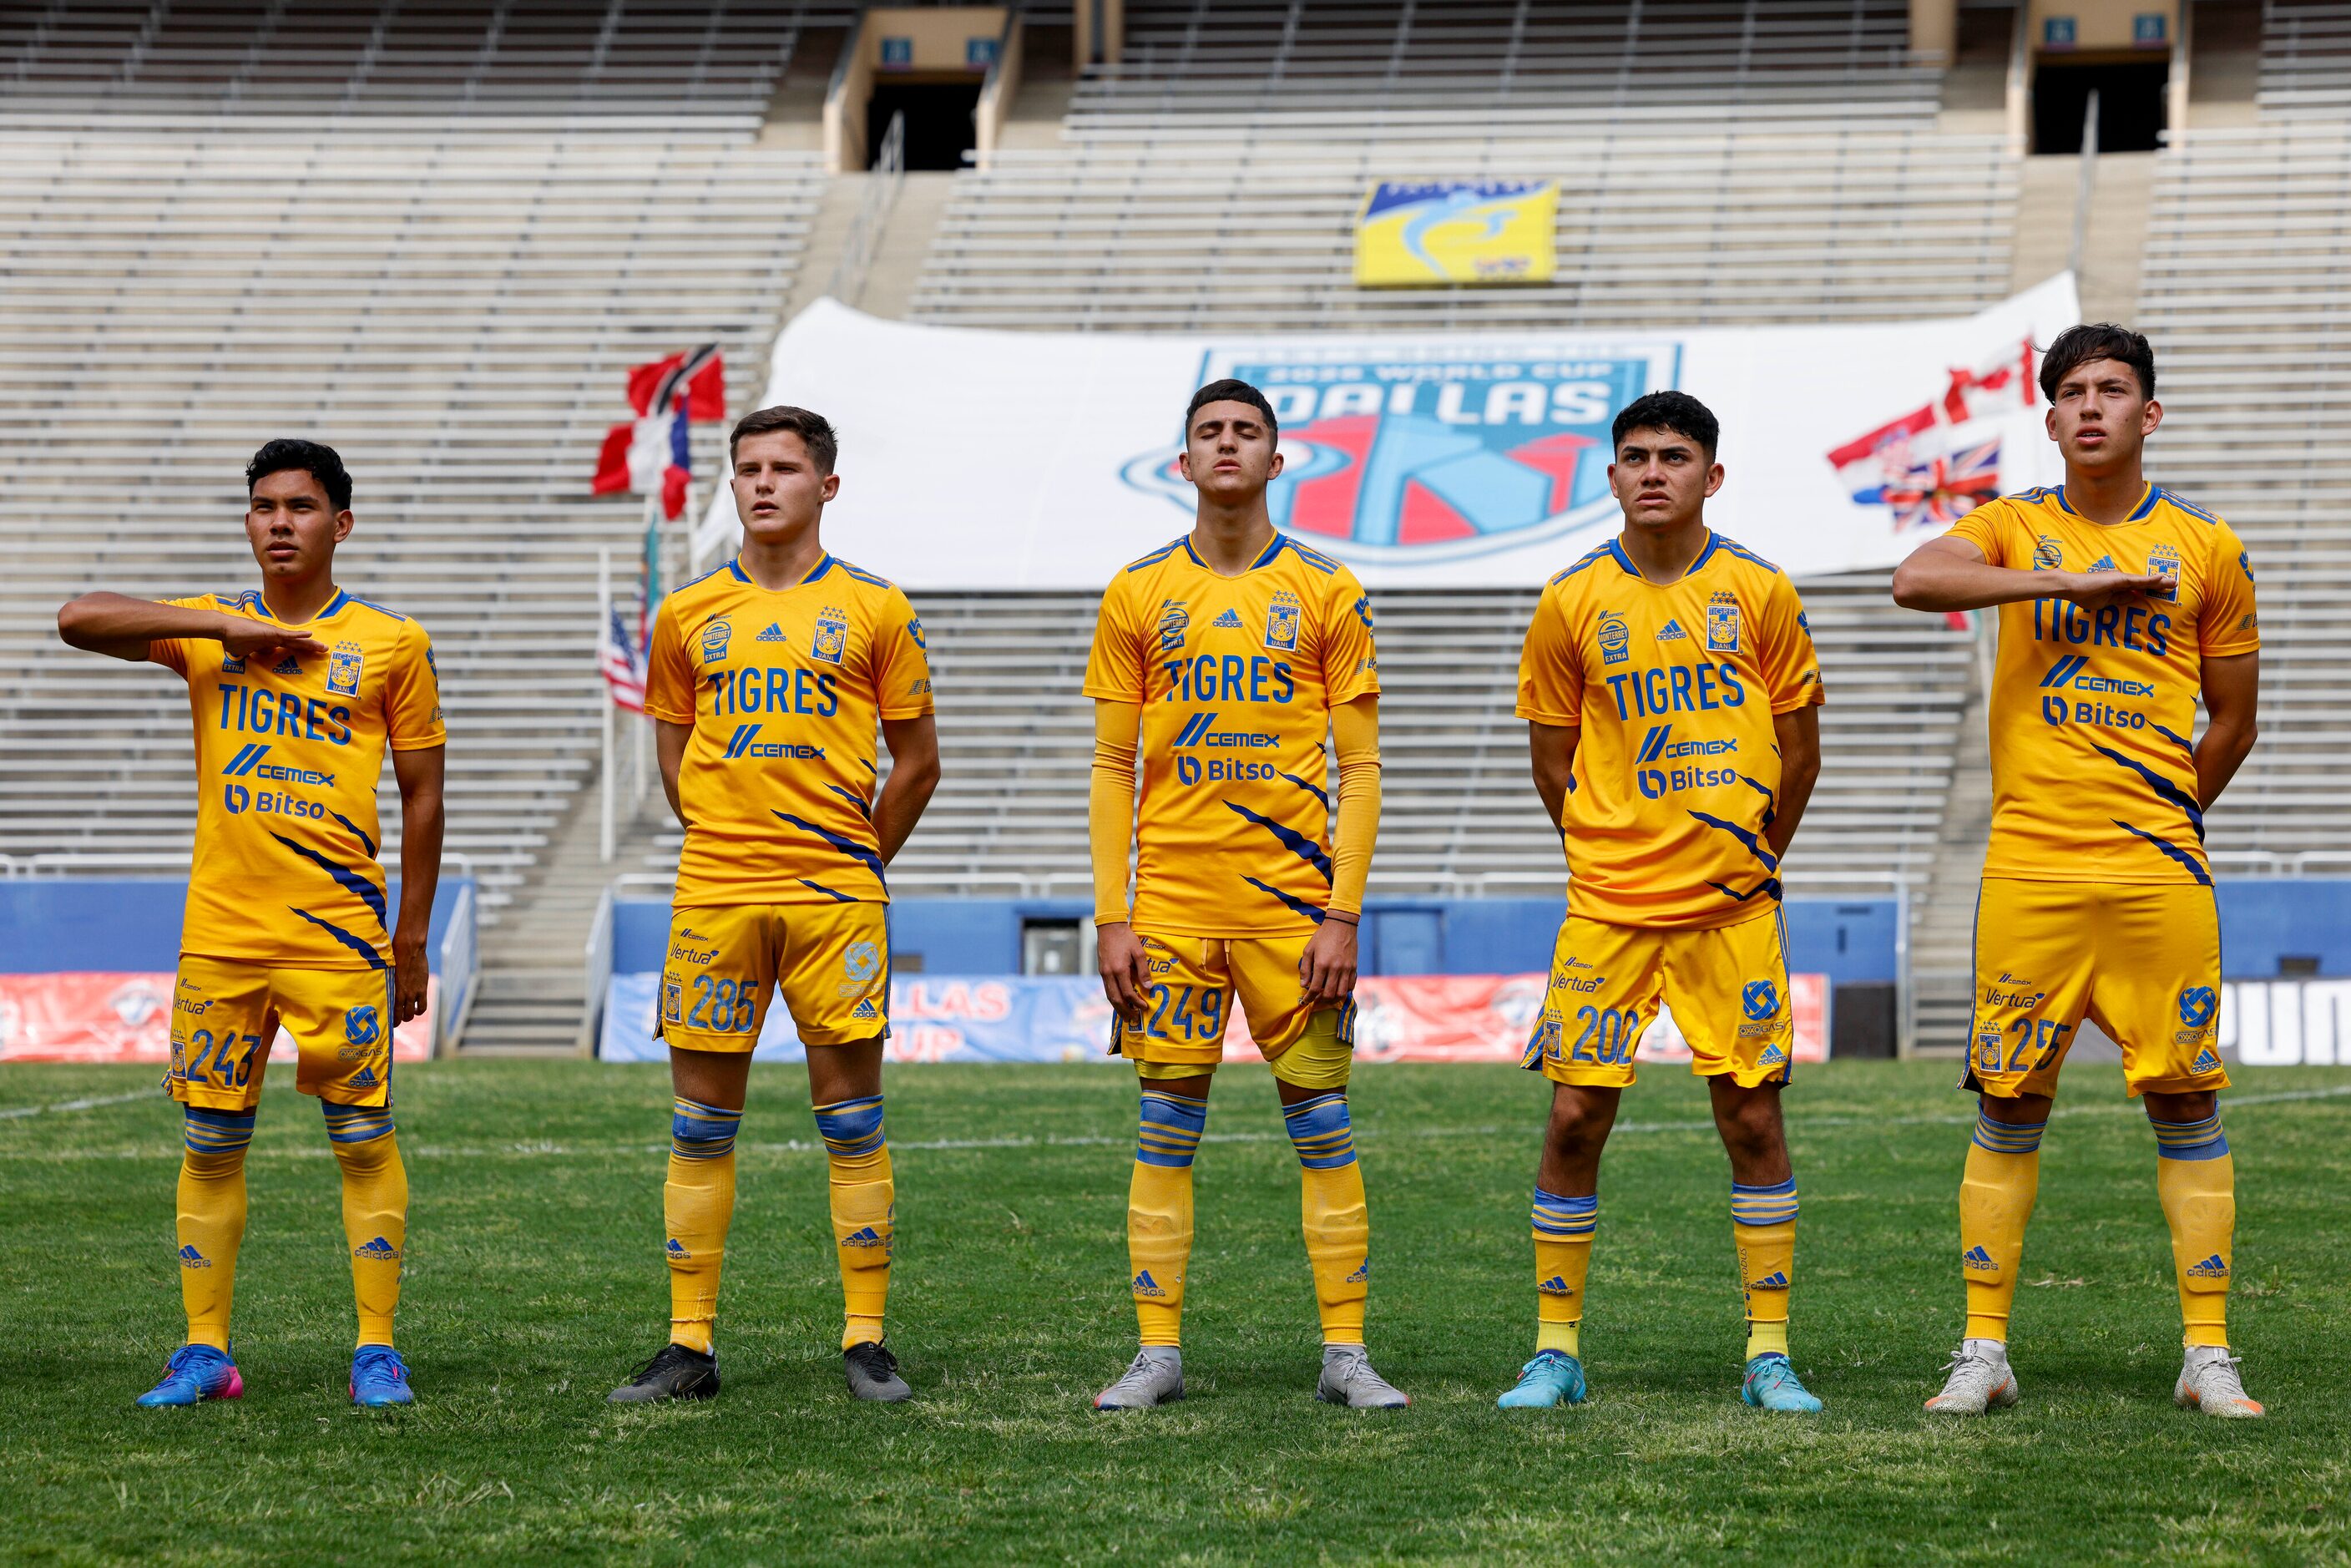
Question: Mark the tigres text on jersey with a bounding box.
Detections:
[645,554,933,906]
[1517,532,1824,929]
[151,589,444,969]
[1084,534,1379,936]
[1949,483,2258,883]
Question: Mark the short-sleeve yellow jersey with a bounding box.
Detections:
[1948,483,2259,884]
[1517,532,1824,930]
[645,553,934,907]
[151,589,444,970]
[1084,533,1380,937]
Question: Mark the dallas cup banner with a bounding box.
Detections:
[0,974,435,1065]
[1353,180,1560,287]
[715,275,2078,589]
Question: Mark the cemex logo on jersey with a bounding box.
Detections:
[1120,341,1676,565]
[2039,655,2155,697]
[721,723,825,762]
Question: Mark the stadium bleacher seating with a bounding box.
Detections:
[2255,0,2351,117]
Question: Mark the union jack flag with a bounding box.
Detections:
[1882,434,2001,533]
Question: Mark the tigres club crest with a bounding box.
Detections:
[811,607,848,665]
[327,641,364,695]
[1597,609,1630,666]
[2146,541,2181,602]
[2033,535,2064,571]
[700,615,732,665]
[1156,599,1190,655]
[1264,591,1302,652]
[1707,592,1742,653]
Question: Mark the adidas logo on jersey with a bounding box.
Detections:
[666,1238,691,1260]
[842,1226,888,1249]
[1656,619,1688,641]
[271,655,301,675]
[352,1236,401,1261]
[1536,1274,1575,1297]
[1759,1044,1787,1065]
[349,1066,378,1088]
[851,998,879,1020]
[2187,1253,2229,1278]
[1961,1245,1997,1272]
[1212,609,1244,628]
[2192,1048,2222,1075]
[2086,554,2118,573]
[1344,1261,1370,1285]
[179,1244,211,1269]
[1748,1272,1789,1290]
[1132,1269,1169,1298]
[756,623,786,643]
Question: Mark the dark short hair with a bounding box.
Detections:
[2039,322,2156,402]
[1186,378,1278,443]
[1611,390,1719,458]
[730,405,838,472]
[246,438,351,511]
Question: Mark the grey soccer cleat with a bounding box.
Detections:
[1093,1347,1185,1410]
[844,1340,913,1403]
[1317,1344,1408,1409]
[1924,1339,2020,1414]
[608,1343,720,1404]
[2175,1345,2263,1419]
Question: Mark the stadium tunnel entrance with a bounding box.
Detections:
[825,6,1014,173]
[2034,60,2170,152]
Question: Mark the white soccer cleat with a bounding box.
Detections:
[1093,1348,1184,1410]
[2175,1345,2264,1419]
[1317,1345,1408,1409]
[1924,1338,2020,1414]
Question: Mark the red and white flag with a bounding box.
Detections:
[599,599,645,713]
[592,345,725,520]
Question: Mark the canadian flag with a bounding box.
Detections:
[592,345,725,520]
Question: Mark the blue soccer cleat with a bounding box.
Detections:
[1497,1349,1587,1409]
[136,1343,244,1408]
[1742,1353,1823,1413]
[350,1344,414,1407]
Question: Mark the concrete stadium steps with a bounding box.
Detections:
[0,123,824,914]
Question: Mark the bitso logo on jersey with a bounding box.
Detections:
[1120,340,1674,565]
[811,608,848,665]
[328,642,363,695]
[700,616,731,665]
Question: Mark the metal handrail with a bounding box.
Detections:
[827,109,905,307]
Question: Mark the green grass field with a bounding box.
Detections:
[3,1060,2348,1565]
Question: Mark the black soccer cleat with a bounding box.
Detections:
[607,1343,720,1404]
[844,1340,913,1403]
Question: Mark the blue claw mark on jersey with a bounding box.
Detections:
[270,832,387,926]
[290,908,390,969]
[1225,801,1334,885]
[2091,743,2204,838]
[825,783,874,819]
[2147,720,2194,752]
[327,810,378,858]
[1687,811,1780,871]
[1279,771,1331,812]
[774,813,887,884]
[2114,821,2212,884]
[1243,877,1327,924]
[1736,773,1777,829]
[1707,878,1786,904]
[799,878,859,903]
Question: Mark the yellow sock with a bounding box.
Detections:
[1286,1091,1369,1344]
[1531,1188,1595,1357]
[2151,1113,2234,1348]
[1130,1088,1206,1347]
[665,1095,742,1355]
[1732,1179,1798,1361]
[1959,1110,2045,1343]
[176,1107,255,1351]
[815,1095,892,1350]
[322,1102,406,1348]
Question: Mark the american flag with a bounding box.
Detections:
[599,599,645,712]
[1882,434,2002,533]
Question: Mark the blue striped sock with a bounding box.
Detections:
[1730,1177,1799,1227]
[1282,1091,1356,1170]
[1531,1188,1598,1238]
[1137,1090,1209,1168]
[321,1100,394,1145]
[671,1096,743,1160]
[184,1105,256,1156]
[1971,1113,2047,1156]
[2149,1113,2228,1161]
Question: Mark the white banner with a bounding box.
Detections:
[709,276,2081,589]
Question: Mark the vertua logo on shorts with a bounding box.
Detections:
[1121,340,1676,565]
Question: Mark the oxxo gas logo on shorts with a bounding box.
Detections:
[837,942,883,999]
[2174,985,2218,1044]
[1737,979,1783,1039]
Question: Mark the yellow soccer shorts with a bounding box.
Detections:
[167,956,396,1112]
[1112,930,1357,1089]
[1964,878,2227,1100]
[1522,908,1793,1089]
[659,902,890,1052]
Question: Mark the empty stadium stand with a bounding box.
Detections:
[2256,0,2351,117]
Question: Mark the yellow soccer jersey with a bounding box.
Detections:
[645,553,933,906]
[150,589,444,970]
[1084,534,1380,937]
[1517,532,1824,929]
[1949,483,2259,883]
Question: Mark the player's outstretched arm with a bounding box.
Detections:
[1891,535,2172,614]
[55,591,326,665]
[1527,721,1580,832]
[1089,698,1149,1024]
[874,712,941,863]
[2195,651,2258,810]
[390,743,444,1024]
[1763,704,1821,862]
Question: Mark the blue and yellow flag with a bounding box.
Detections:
[1354,180,1557,287]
